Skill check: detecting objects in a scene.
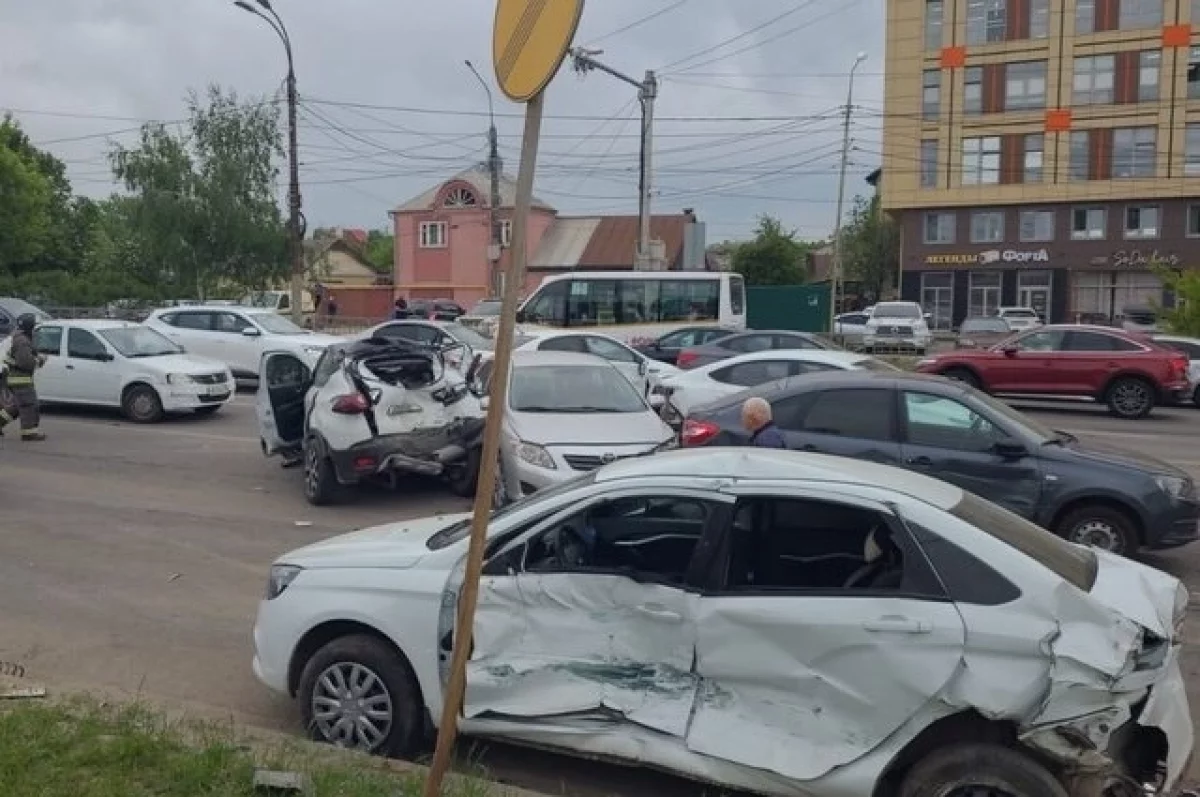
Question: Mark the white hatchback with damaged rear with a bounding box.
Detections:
[251,448,1192,797]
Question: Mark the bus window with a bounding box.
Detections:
[524,280,568,326]
[660,279,719,323]
[567,279,618,326]
[729,275,745,317]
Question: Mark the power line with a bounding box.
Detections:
[655,1,820,73]
[583,0,691,45]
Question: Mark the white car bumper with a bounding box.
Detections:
[159,383,235,412]
[510,442,663,497]
[864,334,932,351]
[252,602,293,695]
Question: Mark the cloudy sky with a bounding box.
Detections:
[0,0,886,243]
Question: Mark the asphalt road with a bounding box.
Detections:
[2,394,1200,796]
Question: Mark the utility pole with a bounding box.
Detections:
[466,60,505,298]
[829,52,867,334]
[235,0,305,325]
[570,49,658,269]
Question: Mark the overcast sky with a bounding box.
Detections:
[0,0,885,243]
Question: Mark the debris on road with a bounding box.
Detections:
[253,769,311,794]
[0,684,47,700]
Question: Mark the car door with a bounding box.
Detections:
[686,488,965,781]
[60,328,123,404]
[702,359,800,406]
[771,387,905,465]
[213,311,265,375]
[156,311,216,359]
[899,390,1043,518]
[1059,329,1144,394]
[256,351,315,455]
[581,335,647,391]
[453,489,733,745]
[29,325,66,400]
[989,328,1066,394]
[774,332,821,350]
[646,328,698,364]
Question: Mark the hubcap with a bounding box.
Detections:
[132,393,156,418]
[304,446,322,498]
[1112,382,1149,416]
[1070,519,1121,552]
[311,662,393,752]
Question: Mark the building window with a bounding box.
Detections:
[925,0,944,49]
[921,272,954,331]
[1123,205,1160,239]
[1187,205,1200,238]
[966,0,1007,43]
[1019,210,1055,242]
[1071,207,1107,240]
[442,187,477,208]
[924,211,956,244]
[1112,126,1156,179]
[964,67,983,115]
[1119,0,1162,29]
[1073,55,1114,105]
[920,140,938,188]
[1187,124,1200,177]
[1078,0,1163,33]
[922,70,941,121]
[499,219,512,247]
[419,221,448,248]
[1077,0,1096,32]
[1189,47,1200,100]
[1030,0,1050,37]
[1023,133,1044,182]
[971,211,1005,243]
[1068,130,1090,181]
[962,136,1001,185]
[969,272,1002,318]
[1138,51,1160,102]
[1005,61,1047,110]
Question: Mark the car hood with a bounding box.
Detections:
[278,512,471,569]
[509,409,673,446]
[126,353,228,374]
[1088,548,1183,638]
[1058,437,1188,478]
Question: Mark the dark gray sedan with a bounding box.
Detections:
[680,370,1199,555]
[676,329,837,370]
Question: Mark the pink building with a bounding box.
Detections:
[390,166,709,309]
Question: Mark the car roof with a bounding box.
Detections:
[43,318,142,330]
[510,350,612,368]
[152,305,266,314]
[711,348,870,367]
[725,329,815,338]
[596,448,965,510]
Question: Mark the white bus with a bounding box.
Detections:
[516,271,746,344]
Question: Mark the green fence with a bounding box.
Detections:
[746,284,831,332]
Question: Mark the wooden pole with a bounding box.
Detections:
[421,90,545,797]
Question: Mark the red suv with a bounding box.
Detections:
[915,324,1189,419]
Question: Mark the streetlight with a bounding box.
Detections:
[235,0,305,325]
[465,59,504,299]
[829,51,868,335]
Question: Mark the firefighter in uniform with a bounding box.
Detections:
[1,313,47,441]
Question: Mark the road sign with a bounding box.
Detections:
[493,0,584,102]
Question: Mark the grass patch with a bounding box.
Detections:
[0,698,499,797]
[877,355,920,371]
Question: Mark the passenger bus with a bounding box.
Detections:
[516,271,746,345]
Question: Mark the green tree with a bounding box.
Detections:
[365,230,395,274]
[730,215,809,286]
[1157,267,1200,336]
[840,193,899,301]
[110,85,287,299]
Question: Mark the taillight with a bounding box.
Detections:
[1173,355,1189,380]
[677,350,699,369]
[332,393,370,414]
[681,418,720,447]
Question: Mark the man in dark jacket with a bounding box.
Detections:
[1,314,46,441]
[742,396,786,449]
[391,297,408,320]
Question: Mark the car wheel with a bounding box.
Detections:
[194,406,221,417]
[1106,376,1154,419]
[1056,504,1139,555]
[122,384,164,423]
[297,634,424,758]
[303,439,341,506]
[447,446,480,498]
[941,367,980,390]
[900,743,1067,797]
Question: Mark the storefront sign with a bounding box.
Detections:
[1111,249,1180,269]
[924,248,1049,266]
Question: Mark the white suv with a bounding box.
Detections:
[996,306,1043,331]
[862,301,933,354]
[146,306,343,380]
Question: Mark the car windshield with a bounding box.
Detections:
[471,300,502,316]
[0,298,51,321]
[950,492,1097,591]
[98,326,182,357]
[442,323,492,351]
[873,303,921,319]
[251,313,306,335]
[855,357,900,371]
[511,364,646,413]
[962,318,1010,333]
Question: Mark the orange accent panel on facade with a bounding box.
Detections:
[940,46,966,68]
[1045,109,1072,132]
[1162,24,1191,47]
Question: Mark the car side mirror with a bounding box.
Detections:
[994,439,1028,459]
[515,310,527,324]
[242,327,261,337]
[480,395,491,411]
[1002,345,1018,357]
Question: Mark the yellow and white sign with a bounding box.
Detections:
[492,0,584,102]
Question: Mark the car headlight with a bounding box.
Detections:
[266,564,303,600]
[516,442,556,470]
[916,358,937,368]
[1155,474,1191,499]
[165,373,194,385]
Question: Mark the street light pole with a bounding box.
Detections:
[235,0,305,325]
[829,52,867,335]
[466,60,504,299]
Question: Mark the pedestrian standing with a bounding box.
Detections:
[1,314,47,441]
[741,396,786,449]
[391,297,408,320]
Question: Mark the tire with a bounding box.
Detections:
[122,384,164,423]
[447,446,480,498]
[303,438,342,506]
[1106,376,1155,419]
[900,743,1067,797]
[297,634,424,758]
[194,406,221,417]
[1055,504,1139,555]
[941,367,980,390]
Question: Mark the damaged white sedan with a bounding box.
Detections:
[252,449,1193,797]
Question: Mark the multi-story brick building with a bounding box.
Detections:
[882,0,1200,328]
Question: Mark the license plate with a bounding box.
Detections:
[205,385,228,397]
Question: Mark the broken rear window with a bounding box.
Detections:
[950,493,1097,591]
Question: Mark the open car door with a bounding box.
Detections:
[256,351,313,456]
